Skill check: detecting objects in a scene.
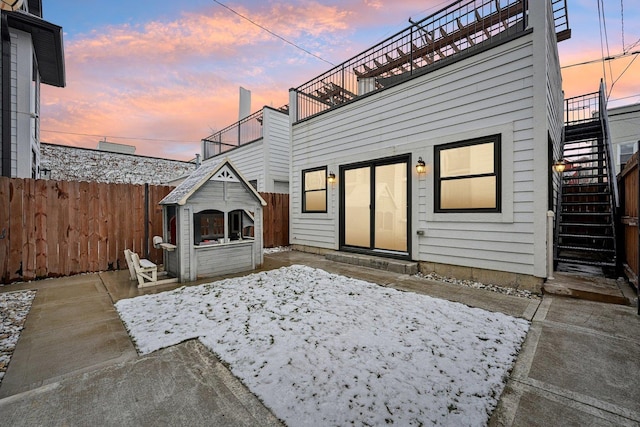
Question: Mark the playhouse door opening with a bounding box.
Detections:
[341,156,409,257]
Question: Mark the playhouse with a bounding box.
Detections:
[159,158,266,282]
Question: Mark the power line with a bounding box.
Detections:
[561,50,640,69]
[621,0,625,52]
[210,0,335,67]
[609,54,639,99]
[41,129,199,144]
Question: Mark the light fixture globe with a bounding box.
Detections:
[0,0,24,11]
[327,171,336,185]
[552,159,567,173]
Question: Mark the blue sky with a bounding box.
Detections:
[39,0,640,160]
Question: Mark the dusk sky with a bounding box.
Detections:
[40,0,640,161]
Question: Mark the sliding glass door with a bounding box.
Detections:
[341,156,409,256]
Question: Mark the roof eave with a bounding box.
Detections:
[6,11,65,87]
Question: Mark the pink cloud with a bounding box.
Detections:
[41,0,639,162]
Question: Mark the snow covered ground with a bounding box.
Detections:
[116,265,530,426]
[0,290,36,384]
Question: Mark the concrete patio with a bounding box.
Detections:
[0,250,638,426]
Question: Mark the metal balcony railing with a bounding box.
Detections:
[202,110,264,160]
[293,0,529,122]
[564,92,599,125]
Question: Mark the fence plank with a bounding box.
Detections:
[9,179,24,281]
[78,181,90,274]
[22,179,36,281]
[107,182,118,269]
[0,178,10,282]
[46,180,60,276]
[58,181,71,276]
[35,179,48,278]
[97,182,109,271]
[67,181,80,275]
[88,181,100,272]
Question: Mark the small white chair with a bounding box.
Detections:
[130,252,158,287]
[123,249,137,281]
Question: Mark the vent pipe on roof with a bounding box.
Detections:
[239,87,251,121]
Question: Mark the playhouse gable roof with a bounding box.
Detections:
[160,158,267,206]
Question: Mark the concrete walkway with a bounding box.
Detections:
[490,295,640,426]
[0,251,638,426]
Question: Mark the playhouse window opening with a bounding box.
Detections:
[166,206,177,245]
[302,166,327,213]
[434,135,501,212]
[193,209,255,245]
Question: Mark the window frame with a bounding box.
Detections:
[434,134,501,213]
[302,166,328,213]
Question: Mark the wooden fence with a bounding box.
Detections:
[0,177,290,284]
[261,192,289,248]
[618,152,639,290]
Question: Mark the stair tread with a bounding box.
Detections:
[559,222,613,227]
[557,245,615,252]
[554,257,616,267]
[558,233,614,239]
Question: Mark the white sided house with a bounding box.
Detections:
[289,0,571,291]
[201,105,290,193]
[608,104,640,176]
[1,0,65,178]
[159,158,266,282]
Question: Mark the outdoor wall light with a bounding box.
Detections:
[552,159,567,173]
[416,157,426,174]
[327,171,336,185]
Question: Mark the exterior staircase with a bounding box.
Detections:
[554,82,619,273]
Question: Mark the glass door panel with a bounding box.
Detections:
[374,163,407,252]
[344,167,371,248]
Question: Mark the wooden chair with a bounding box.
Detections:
[123,249,137,281]
[130,252,158,287]
[123,249,178,288]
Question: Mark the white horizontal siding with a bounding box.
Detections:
[195,242,254,277]
[205,107,290,193]
[208,141,265,191]
[292,32,547,276]
[263,108,290,192]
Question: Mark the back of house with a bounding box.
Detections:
[288,0,571,291]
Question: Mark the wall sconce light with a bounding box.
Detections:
[552,159,567,173]
[416,157,426,174]
[327,171,336,185]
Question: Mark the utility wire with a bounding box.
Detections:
[561,50,640,69]
[210,0,335,67]
[621,0,625,52]
[609,54,639,99]
[41,129,198,144]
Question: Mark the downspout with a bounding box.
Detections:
[144,183,150,259]
[1,13,12,177]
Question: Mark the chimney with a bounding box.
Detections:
[239,87,251,121]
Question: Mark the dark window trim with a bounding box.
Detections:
[302,166,327,213]
[434,134,501,213]
[339,154,411,259]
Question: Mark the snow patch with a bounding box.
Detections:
[116,265,529,426]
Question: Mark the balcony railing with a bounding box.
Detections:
[202,105,289,160]
[202,110,265,160]
[564,91,599,125]
[293,0,529,122]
